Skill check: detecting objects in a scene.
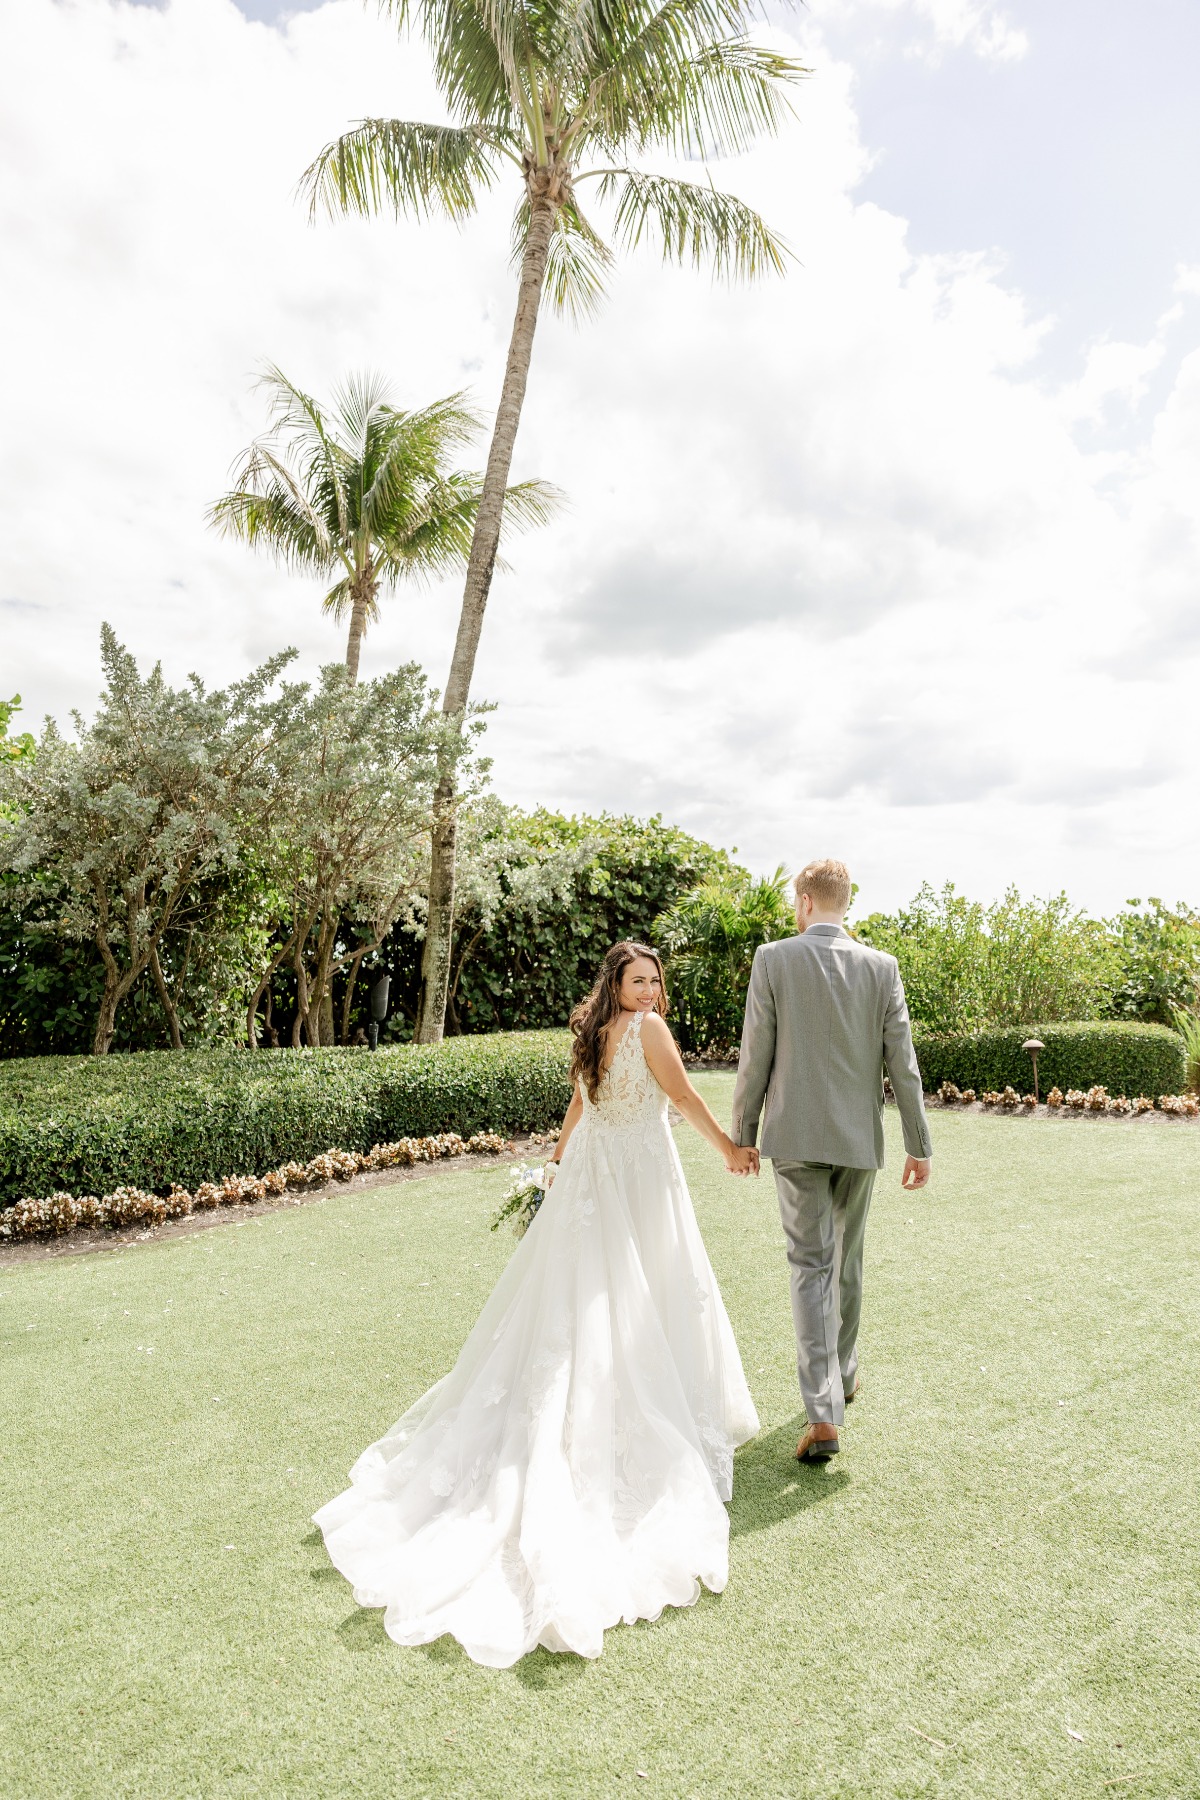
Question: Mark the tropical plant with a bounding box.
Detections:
[209,367,557,682]
[302,0,804,1040]
[1172,1008,1200,1094]
[655,866,795,1052]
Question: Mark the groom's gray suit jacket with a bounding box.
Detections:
[731,924,932,1169]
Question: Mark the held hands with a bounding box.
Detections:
[724,1142,760,1177]
[901,1156,931,1190]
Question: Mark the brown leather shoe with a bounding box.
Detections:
[795,1424,840,1462]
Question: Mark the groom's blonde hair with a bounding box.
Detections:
[795,859,852,915]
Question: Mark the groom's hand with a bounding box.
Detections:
[901,1156,931,1190]
[724,1144,759,1177]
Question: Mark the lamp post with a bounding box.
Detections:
[368,973,391,1052]
[1022,1037,1045,1105]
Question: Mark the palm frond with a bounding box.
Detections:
[299,119,503,224]
[499,477,565,530]
[605,38,803,158]
[380,472,484,581]
[546,206,616,321]
[331,371,395,455]
[413,0,530,129]
[377,471,562,585]
[512,196,615,320]
[359,395,483,537]
[320,574,360,622]
[207,485,338,577]
[254,365,353,544]
[577,0,803,157]
[594,167,790,279]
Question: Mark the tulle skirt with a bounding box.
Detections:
[313,1115,759,1667]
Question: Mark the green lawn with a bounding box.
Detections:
[3,1077,1199,1800]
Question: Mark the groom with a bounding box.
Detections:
[731,859,932,1463]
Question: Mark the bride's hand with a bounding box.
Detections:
[724,1143,759,1176]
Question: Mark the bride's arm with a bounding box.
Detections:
[640,1015,757,1175]
[548,1082,584,1167]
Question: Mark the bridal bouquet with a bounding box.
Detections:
[490,1164,553,1239]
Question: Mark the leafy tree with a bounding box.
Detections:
[209,367,556,682]
[0,630,301,1054]
[302,0,804,1039]
[0,696,35,770]
[244,662,476,1047]
[1103,899,1200,1025]
[372,807,733,1036]
[655,865,794,1052]
[854,883,1120,1033]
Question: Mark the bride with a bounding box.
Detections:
[314,941,761,1667]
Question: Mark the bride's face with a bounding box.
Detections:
[617,956,662,1013]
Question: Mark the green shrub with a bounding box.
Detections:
[855,884,1119,1033]
[912,1021,1185,1099]
[1104,899,1200,1024]
[0,1033,572,1207]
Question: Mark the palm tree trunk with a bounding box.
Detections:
[415,194,558,1043]
[344,569,375,684]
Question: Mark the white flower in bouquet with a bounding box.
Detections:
[489,1164,552,1239]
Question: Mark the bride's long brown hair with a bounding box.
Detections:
[569,941,669,1102]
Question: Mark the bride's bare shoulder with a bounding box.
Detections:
[640,1012,676,1048]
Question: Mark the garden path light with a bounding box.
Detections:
[1023,1038,1045,1104]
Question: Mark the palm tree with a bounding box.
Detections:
[301,0,804,1040]
[209,366,557,682]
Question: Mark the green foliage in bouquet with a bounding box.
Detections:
[489,1164,550,1238]
[911,1021,1185,1101]
[0,1031,571,1208]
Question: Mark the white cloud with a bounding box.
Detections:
[2,0,1198,920]
[822,0,1029,64]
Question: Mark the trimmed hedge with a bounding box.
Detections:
[0,1032,572,1208]
[912,1021,1185,1100]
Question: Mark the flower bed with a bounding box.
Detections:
[936,1079,1198,1117]
[0,1031,573,1210]
[0,1130,530,1243]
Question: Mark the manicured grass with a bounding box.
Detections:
[3,1079,1199,1799]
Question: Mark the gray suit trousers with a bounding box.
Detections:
[773,1160,877,1427]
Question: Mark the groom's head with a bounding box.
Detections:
[794,859,852,931]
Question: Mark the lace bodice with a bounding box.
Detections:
[582,1010,668,1130]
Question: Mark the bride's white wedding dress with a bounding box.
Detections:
[313,1010,760,1667]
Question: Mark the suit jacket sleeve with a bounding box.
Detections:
[882,962,933,1159]
[731,945,777,1148]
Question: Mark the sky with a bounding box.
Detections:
[2,0,1198,915]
